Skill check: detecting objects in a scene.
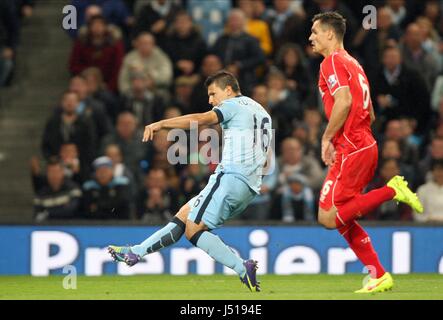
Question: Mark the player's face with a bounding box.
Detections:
[309,21,329,55]
[207,83,231,106]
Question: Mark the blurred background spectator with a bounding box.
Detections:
[69,15,125,93]
[211,8,266,94]
[163,11,207,78]
[118,32,173,99]
[82,156,131,219]
[417,160,443,222]
[41,91,96,181]
[365,158,413,221]
[33,159,82,222]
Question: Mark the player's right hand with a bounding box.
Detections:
[321,139,336,167]
[142,121,163,142]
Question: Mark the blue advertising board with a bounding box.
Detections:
[0,226,442,275]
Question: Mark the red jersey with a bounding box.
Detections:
[318,49,375,153]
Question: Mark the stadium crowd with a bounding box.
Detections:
[22,0,443,223]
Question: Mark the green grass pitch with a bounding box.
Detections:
[1,274,442,300]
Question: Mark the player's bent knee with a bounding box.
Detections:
[184,219,207,243]
[318,210,337,229]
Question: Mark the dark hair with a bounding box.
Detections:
[204,70,241,93]
[380,157,399,169]
[431,159,443,170]
[312,11,346,41]
[47,156,63,167]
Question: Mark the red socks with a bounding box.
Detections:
[338,221,386,278]
[335,186,395,227]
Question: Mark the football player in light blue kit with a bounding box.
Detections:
[108,71,272,292]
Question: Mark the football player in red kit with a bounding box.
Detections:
[309,12,423,293]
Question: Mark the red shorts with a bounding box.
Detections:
[319,142,378,210]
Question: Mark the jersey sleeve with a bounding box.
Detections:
[320,54,350,96]
[213,100,237,124]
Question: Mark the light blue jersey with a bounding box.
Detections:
[213,95,272,194]
[187,95,272,230]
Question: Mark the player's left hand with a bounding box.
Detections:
[142,121,163,142]
[321,138,335,167]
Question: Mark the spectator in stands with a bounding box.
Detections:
[0,0,19,87]
[386,0,408,28]
[133,0,182,48]
[190,54,223,113]
[17,0,34,19]
[274,43,313,102]
[281,173,315,222]
[59,143,83,185]
[372,46,430,134]
[33,159,82,222]
[101,112,150,184]
[431,76,443,113]
[105,143,137,200]
[416,16,441,70]
[69,15,125,92]
[119,71,165,131]
[354,6,401,81]
[251,83,270,111]
[365,158,412,221]
[242,157,278,221]
[399,116,422,148]
[163,11,207,78]
[266,0,307,54]
[68,1,132,39]
[251,0,274,22]
[81,67,119,123]
[41,91,96,180]
[171,76,199,114]
[73,5,124,40]
[302,107,325,160]
[179,160,209,205]
[69,75,113,143]
[82,156,131,219]
[277,137,324,193]
[400,22,440,91]
[211,9,266,94]
[187,0,231,46]
[238,0,273,57]
[266,69,303,144]
[383,119,419,167]
[291,121,313,159]
[416,160,443,222]
[136,168,179,221]
[380,138,415,187]
[430,97,443,134]
[418,136,443,185]
[150,129,173,171]
[118,32,173,99]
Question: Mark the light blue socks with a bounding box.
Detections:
[131,217,185,257]
[190,230,246,277]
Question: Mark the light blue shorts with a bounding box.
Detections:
[187,172,256,230]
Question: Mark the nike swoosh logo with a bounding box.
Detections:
[367,278,387,291]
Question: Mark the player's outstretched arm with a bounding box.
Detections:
[142,111,219,142]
